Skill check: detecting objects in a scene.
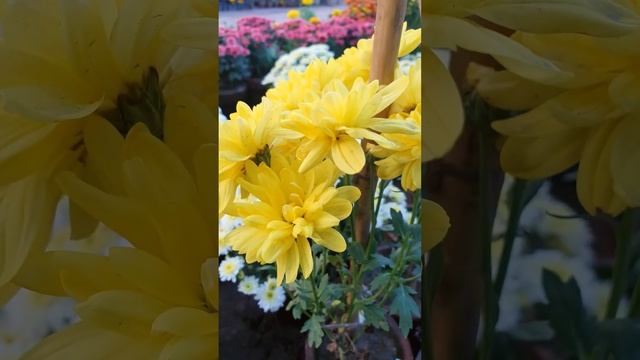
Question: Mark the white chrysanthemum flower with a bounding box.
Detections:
[0,289,77,358]
[375,182,411,230]
[219,107,228,121]
[264,277,278,291]
[219,256,245,283]
[398,52,421,74]
[262,44,334,85]
[219,214,243,239]
[218,245,232,257]
[255,284,286,313]
[514,250,595,307]
[238,276,260,295]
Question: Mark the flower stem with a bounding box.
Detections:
[423,243,444,360]
[494,179,529,300]
[606,210,636,319]
[478,111,496,360]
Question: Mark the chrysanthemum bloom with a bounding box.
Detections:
[330,8,343,17]
[469,20,640,214]
[219,257,245,283]
[371,107,421,191]
[0,0,215,288]
[287,9,300,19]
[224,154,360,284]
[284,77,414,175]
[309,16,320,24]
[255,284,286,313]
[238,276,260,295]
[14,121,216,358]
[219,99,299,214]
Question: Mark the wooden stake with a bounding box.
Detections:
[355,0,407,246]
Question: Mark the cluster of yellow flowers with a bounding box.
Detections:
[468,2,640,216]
[421,0,640,251]
[0,0,217,357]
[219,26,422,284]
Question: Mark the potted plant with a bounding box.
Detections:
[236,17,279,106]
[219,27,251,115]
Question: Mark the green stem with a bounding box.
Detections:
[410,190,421,225]
[606,210,636,319]
[494,179,528,300]
[310,268,321,313]
[423,244,444,360]
[478,114,496,360]
[628,277,640,318]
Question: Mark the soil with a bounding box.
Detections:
[220,282,306,359]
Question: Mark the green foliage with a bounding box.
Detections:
[541,270,640,359]
[390,285,420,337]
[302,315,325,348]
[287,178,421,352]
[220,55,251,88]
[299,7,315,20]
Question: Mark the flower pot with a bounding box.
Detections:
[219,84,248,116]
[246,78,271,107]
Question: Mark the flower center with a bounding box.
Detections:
[103,67,166,139]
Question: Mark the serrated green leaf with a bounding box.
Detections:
[389,285,419,337]
[371,272,392,293]
[362,305,389,331]
[302,315,325,349]
[373,254,393,268]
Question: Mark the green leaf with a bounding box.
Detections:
[541,270,596,357]
[348,241,366,264]
[302,315,325,349]
[390,209,407,237]
[373,254,393,268]
[370,272,392,293]
[595,319,640,360]
[362,305,389,331]
[389,285,419,337]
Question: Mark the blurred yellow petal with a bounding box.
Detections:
[423,200,450,252]
[76,290,169,337]
[423,48,463,161]
[500,130,588,179]
[611,116,640,207]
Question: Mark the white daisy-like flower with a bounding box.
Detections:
[219,256,245,283]
[262,44,334,85]
[238,276,260,295]
[218,245,232,257]
[255,284,286,313]
[375,183,411,230]
[219,107,228,121]
[264,277,278,291]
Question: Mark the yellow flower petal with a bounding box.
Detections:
[423,199,450,252]
[423,48,463,161]
[331,135,365,175]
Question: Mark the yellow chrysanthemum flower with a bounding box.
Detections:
[330,8,343,17]
[337,24,421,88]
[219,100,298,214]
[287,9,300,19]
[15,120,216,358]
[371,106,421,191]
[301,0,314,6]
[470,27,640,214]
[309,16,320,24]
[224,154,360,284]
[0,0,215,288]
[283,77,414,175]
